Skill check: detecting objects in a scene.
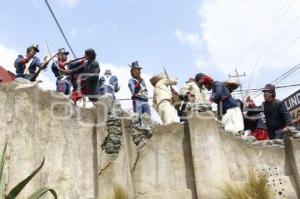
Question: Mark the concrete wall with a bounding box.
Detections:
[0,83,97,199]
[1,82,300,199]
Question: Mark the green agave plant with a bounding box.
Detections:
[0,142,57,199]
[220,168,274,199]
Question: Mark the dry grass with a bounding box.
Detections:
[220,169,274,199]
[106,185,130,199]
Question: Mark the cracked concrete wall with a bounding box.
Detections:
[188,114,299,199]
[1,82,300,199]
[0,83,97,199]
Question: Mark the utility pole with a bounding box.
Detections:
[228,69,246,100]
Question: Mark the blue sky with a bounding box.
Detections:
[0,0,204,80]
[1,0,300,106]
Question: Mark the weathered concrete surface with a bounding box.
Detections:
[1,82,300,199]
[0,82,97,199]
[126,122,194,199]
[188,114,230,199]
[97,118,134,199]
[188,113,299,199]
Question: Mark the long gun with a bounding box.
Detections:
[30,49,63,82]
[65,56,85,66]
[163,66,173,91]
[163,66,181,109]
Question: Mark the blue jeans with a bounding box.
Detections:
[133,99,151,116]
[56,79,70,95]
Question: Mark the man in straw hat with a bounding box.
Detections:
[150,73,179,124]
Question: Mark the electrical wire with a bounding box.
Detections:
[44,0,77,58]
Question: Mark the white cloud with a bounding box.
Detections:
[0,44,19,73]
[198,0,300,76]
[175,29,203,48]
[59,0,79,6]
[174,0,300,103]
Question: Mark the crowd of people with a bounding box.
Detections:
[13,44,294,140]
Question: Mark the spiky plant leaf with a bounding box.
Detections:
[27,187,57,199]
[220,168,274,199]
[6,158,45,199]
[220,182,251,199]
[0,175,5,199]
[243,169,273,199]
[0,142,7,199]
[0,142,7,185]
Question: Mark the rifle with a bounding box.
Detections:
[163,66,181,109]
[66,57,85,65]
[30,49,62,82]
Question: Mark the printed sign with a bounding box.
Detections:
[283,89,300,124]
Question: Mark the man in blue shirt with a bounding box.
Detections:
[99,69,119,99]
[195,73,244,134]
[51,48,71,95]
[14,44,48,80]
[128,61,151,116]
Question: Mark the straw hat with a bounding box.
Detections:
[150,73,167,86]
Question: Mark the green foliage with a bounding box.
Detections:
[0,142,7,199]
[220,169,274,199]
[0,142,57,199]
[27,187,57,199]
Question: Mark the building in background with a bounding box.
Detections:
[0,66,15,83]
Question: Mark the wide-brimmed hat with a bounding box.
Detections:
[150,73,167,86]
[185,77,195,83]
[129,61,142,69]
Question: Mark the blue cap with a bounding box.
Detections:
[129,61,142,69]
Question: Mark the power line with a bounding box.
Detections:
[44,0,77,58]
[234,83,300,94]
[247,13,300,86]
[251,63,300,99]
[234,0,294,69]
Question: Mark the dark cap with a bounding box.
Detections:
[194,73,205,83]
[129,61,142,69]
[262,84,275,92]
[262,83,276,96]
[58,48,69,55]
[27,44,39,53]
